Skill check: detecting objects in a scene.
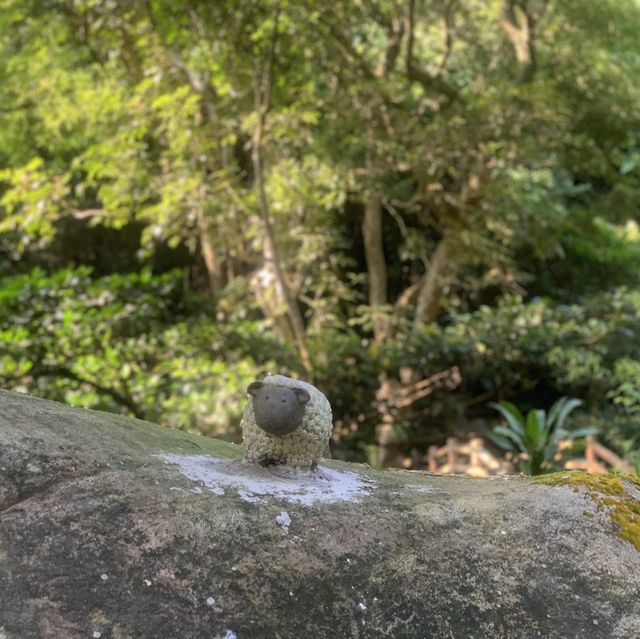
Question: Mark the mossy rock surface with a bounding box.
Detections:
[1,389,639,639]
[535,471,640,551]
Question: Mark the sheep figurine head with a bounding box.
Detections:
[247,381,311,436]
[241,374,332,470]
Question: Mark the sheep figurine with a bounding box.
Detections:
[241,374,333,470]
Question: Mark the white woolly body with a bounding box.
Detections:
[241,374,333,469]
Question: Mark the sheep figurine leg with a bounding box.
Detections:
[241,374,333,470]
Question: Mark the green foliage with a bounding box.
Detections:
[401,292,640,407]
[0,267,293,439]
[489,397,599,475]
[0,0,639,466]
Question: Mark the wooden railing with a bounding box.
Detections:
[427,435,634,476]
[563,436,634,474]
[427,437,512,478]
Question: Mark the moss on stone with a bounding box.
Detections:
[534,471,640,551]
[627,473,640,491]
[602,496,640,551]
[534,471,625,494]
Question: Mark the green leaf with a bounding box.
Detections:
[553,398,583,430]
[547,397,568,427]
[566,427,600,440]
[620,154,638,175]
[493,426,526,452]
[526,409,544,448]
[534,409,548,436]
[489,401,527,439]
[487,431,517,451]
[543,442,558,464]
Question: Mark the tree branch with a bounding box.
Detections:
[362,189,388,342]
[412,239,449,332]
[395,279,423,308]
[500,0,548,83]
[71,208,107,220]
[34,365,144,418]
[434,0,455,78]
[404,0,458,101]
[376,14,405,78]
[325,22,379,82]
[324,7,457,109]
[145,0,217,120]
[251,6,313,375]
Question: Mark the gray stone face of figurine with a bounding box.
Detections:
[241,374,333,470]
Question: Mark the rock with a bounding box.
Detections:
[0,389,639,639]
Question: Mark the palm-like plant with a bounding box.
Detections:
[489,397,599,475]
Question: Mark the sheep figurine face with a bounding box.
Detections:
[247,381,310,436]
[241,374,333,470]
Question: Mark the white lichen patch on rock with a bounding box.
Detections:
[276,511,291,534]
[405,485,435,493]
[158,454,376,506]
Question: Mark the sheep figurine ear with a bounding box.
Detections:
[294,388,311,404]
[247,381,263,396]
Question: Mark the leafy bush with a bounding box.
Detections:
[0,267,294,439]
[1,267,639,465]
[489,398,598,475]
[331,294,640,462]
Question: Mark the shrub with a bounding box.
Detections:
[489,397,598,475]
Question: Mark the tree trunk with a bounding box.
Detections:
[249,259,297,344]
[2,389,639,639]
[250,8,313,376]
[362,194,388,342]
[412,239,449,333]
[500,0,547,84]
[252,118,312,375]
[195,198,224,297]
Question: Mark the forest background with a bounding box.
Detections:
[1,0,640,469]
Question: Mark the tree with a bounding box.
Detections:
[1,0,640,466]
